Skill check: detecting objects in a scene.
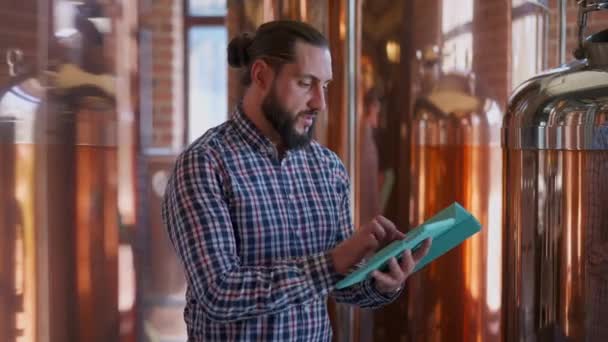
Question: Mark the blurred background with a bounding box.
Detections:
[1,0,607,341]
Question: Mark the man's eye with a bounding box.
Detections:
[299,81,312,88]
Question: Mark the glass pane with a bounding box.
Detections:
[189,0,227,16]
[512,13,544,89]
[442,0,473,33]
[442,33,473,72]
[188,26,228,142]
[513,0,549,7]
[441,0,473,72]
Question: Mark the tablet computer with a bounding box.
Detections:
[335,202,481,289]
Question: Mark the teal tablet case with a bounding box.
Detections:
[335,202,481,289]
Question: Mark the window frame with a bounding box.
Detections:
[183,0,226,145]
[511,1,549,89]
[441,0,474,72]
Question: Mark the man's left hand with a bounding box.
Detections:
[371,238,432,294]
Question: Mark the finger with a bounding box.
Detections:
[371,269,400,289]
[360,218,381,241]
[372,258,405,288]
[400,249,416,275]
[386,257,406,283]
[370,219,386,243]
[412,238,432,263]
[362,226,379,253]
[375,216,396,231]
[372,218,402,246]
[364,234,379,254]
[376,216,405,240]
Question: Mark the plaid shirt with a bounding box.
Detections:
[162,107,399,341]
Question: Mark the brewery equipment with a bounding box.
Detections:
[0,50,43,342]
[407,53,504,341]
[502,1,608,341]
[0,25,119,342]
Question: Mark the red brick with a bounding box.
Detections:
[0,3,38,86]
[137,0,184,148]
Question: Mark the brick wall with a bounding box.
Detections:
[140,0,183,150]
[0,0,40,88]
[412,0,442,52]
[547,0,608,69]
[408,0,513,106]
[474,0,511,107]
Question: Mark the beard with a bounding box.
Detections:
[261,85,316,150]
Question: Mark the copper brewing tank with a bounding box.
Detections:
[502,2,608,341]
[0,69,119,341]
[0,74,43,342]
[407,65,504,340]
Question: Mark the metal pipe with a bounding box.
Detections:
[559,0,567,65]
[337,2,359,341]
[347,0,358,210]
[575,0,589,59]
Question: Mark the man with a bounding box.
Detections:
[162,20,431,341]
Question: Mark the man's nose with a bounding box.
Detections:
[308,83,326,113]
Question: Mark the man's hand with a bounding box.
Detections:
[371,238,432,294]
[330,216,405,275]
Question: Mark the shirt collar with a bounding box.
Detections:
[232,103,277,157]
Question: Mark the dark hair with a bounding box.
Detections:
[227,20,329,86]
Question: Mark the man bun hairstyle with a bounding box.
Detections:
[227,20,329,86]
[227,33,254,68]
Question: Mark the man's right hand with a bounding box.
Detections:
[330,216,405,275]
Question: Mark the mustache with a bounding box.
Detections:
[298,110,319,116]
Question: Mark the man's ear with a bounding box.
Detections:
[250,59,274,92]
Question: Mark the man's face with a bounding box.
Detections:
[261,41,332,150]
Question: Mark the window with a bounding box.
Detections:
[441,0,474,72]
[189,0,227,17]
[185,0,228,143]
[511,1,548,90]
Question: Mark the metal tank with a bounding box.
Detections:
[0,50,43,342]
[0,49,119,342]
[407,52,504,341]
[502,1,608,341]
[50,80,119,342]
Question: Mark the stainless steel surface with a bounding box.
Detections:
[347,0,359,206]
[503,30,608,150]
[408,71,504,342]
[341,0,360,339]
[574,1,608,59]
[503,63,608,150]
[503,3,608,340]
[587,31,608,67]
[503,148,608,341]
